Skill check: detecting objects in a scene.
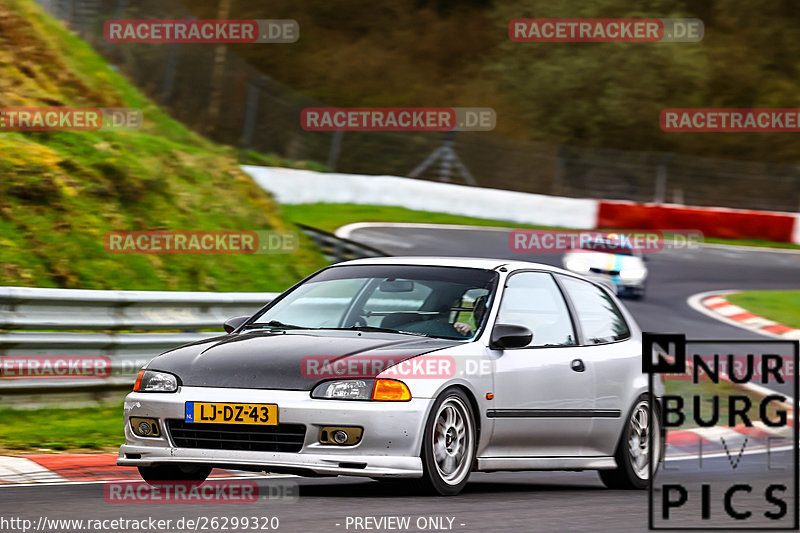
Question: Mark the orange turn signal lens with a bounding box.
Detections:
[371,379,412,401]
[133,370,145,392]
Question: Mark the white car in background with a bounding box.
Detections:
[562,237,648,299]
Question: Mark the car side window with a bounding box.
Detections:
[559,276,630,344]
[496,272,576,347]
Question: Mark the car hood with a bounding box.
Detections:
[147,330,461,390]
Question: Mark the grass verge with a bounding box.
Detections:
[0,404,124,453]
[280,203,554,234]
[726,290,800,329]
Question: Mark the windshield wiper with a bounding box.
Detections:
[319,326,431,337]
[244,320,307,330]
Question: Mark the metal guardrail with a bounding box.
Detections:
[0,286,278,331]
[0,288,276,400]
[0,331,221,384]
[297,223,388,263]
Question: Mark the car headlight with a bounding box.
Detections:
[133,369,179,393]
[311,379,412,401]
[564,256,590,273]
[619,267,647,281]
[312,379,374,400]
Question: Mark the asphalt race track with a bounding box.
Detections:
[0,451,795,533]
[1,224,797,532]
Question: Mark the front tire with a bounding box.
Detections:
[138,464,211,486]
[417,388,477,496]
[599,396,660,490]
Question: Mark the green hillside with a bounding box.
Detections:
[0,0,326,291]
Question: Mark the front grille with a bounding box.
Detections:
[167,420,306,452]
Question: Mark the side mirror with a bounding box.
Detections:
[223,315,250,333]
[490,324,533,349]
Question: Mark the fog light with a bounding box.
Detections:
[130,417,160,437]
[319,426,363,445]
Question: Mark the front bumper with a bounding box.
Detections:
[587,273,645,293]
[118,387,432,478]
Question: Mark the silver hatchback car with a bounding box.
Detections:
[118,257,663,495]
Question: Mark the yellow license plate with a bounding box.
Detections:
[185,402,278,425]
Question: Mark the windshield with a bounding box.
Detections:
[580,240,635,256]
[247,264,498,340]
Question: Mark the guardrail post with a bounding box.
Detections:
[240,76,268,158]
[327,130,344,171]
[654,153,672,204]
[160,42,180,104]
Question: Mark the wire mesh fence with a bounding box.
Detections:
[34,0,800,212]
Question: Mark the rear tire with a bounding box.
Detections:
[599,396,660,490]
[138,464,211,486]
[414,388,477,496]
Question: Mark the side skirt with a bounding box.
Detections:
[476,456,617,471]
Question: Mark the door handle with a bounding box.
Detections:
[571,359,585,372]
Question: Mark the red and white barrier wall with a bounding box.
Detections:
[243,166,800,244]
[598,200,800,243]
